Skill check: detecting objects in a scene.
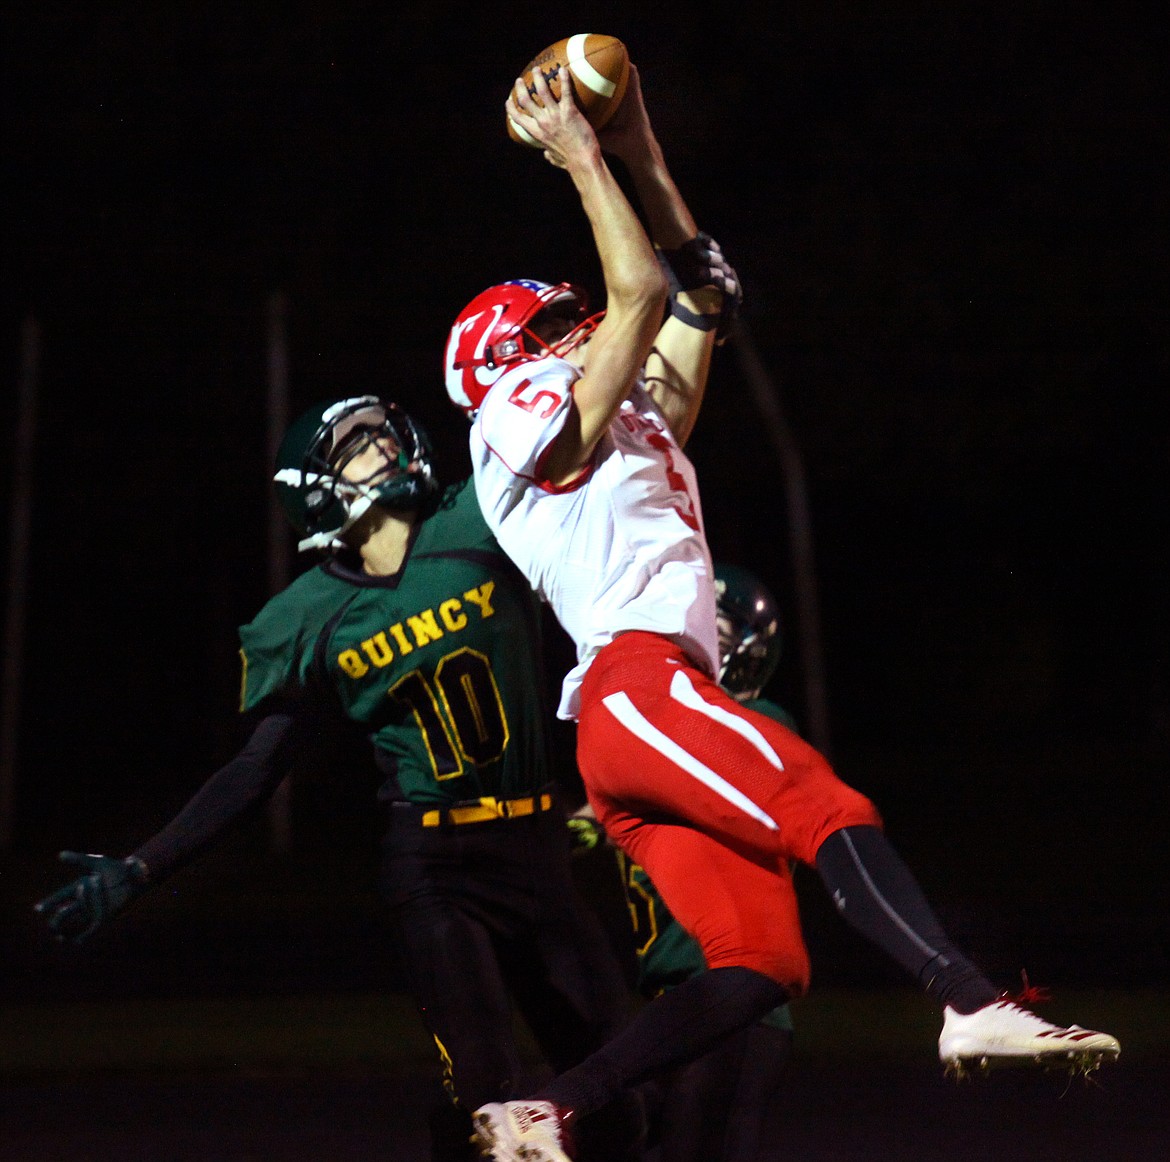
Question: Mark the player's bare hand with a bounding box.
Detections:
[507,66,598,170]
[596,64,653,163]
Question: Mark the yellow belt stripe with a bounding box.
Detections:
[421,794,553,827]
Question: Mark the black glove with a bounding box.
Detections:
[655,232,743,343]
[34,851,150,943]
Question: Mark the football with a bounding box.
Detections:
[507,33,630,147]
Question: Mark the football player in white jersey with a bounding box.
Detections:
[446,61,1119,1162]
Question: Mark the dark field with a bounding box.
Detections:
[3,989,1166,1161]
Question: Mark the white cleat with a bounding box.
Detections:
[472,1100,575,1162]
[939,998,1120,1077]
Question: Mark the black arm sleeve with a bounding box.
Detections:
[132,711,306,881]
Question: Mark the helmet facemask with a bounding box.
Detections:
[524,298,603,363]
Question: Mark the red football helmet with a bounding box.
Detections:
[443,280,603,416]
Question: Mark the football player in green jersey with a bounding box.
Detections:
[570,564,794,1161]
[35,396,640,1162]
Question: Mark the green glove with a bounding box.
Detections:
[34,851,150,943]
[566,815,604,855]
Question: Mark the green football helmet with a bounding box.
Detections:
[274,395,438,552]
[714,563,783,702]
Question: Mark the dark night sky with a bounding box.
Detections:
[2,3,1167,981]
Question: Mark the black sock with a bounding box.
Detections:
[537,966,787,1119]
[815,826,999,1014]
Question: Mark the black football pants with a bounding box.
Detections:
[379,801,643,1162]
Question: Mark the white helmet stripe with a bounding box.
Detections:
[321,395,379,424]
[274,467,315,487]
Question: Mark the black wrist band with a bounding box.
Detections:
[669,297,719,332]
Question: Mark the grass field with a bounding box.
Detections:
[3,986,1165,1075]
[2,987,1166,1162]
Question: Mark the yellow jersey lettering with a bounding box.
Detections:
[337,588,502,683]
[462,581,496,620]
[361,631,394,667]
[408,609,444,648]
[338,648,370,678]
[439,598,467,632]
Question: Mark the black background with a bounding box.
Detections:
[2,2,1166,990]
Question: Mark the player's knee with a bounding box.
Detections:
[802,785,884,857]
[704,942,810,997]
[829,788,883,834]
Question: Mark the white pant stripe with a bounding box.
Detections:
[600,690,780,831]
[668,670,786,771]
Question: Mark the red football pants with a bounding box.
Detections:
[577,632,882,994]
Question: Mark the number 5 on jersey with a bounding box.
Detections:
[508,378,565,419]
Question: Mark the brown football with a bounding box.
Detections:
[507,33,630,147]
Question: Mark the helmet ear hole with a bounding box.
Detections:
[490,338,524,364]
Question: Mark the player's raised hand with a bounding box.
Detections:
[34,851,150,943]
[595,63,652,164]
[508,66,597,171]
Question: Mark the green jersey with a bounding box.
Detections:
[617,695,796,1031]
[238,479,553,806]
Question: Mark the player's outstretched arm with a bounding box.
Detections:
[33,711,303,942]
[130,711,303,878]
[597,65,741,446]
[595,65,695,250]
[646,232,743,445]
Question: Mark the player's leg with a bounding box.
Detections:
[526,823,795,1118]
[577,632,880,865]
[580,633,1120,1073]
[584,655,996,1006]
[379,808,529,1116]
[504,809,634,1071]
[814,823,997,1011]
[472,922,787,1158]
[494,810,647,1162]
[654,1020,793,1162]
[604,656,1039,1013]
[609,817,809,988]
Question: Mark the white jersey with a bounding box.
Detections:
[470,354,719,720]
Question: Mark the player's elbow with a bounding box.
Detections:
[608,265,668,321]
[641,265,669,309]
